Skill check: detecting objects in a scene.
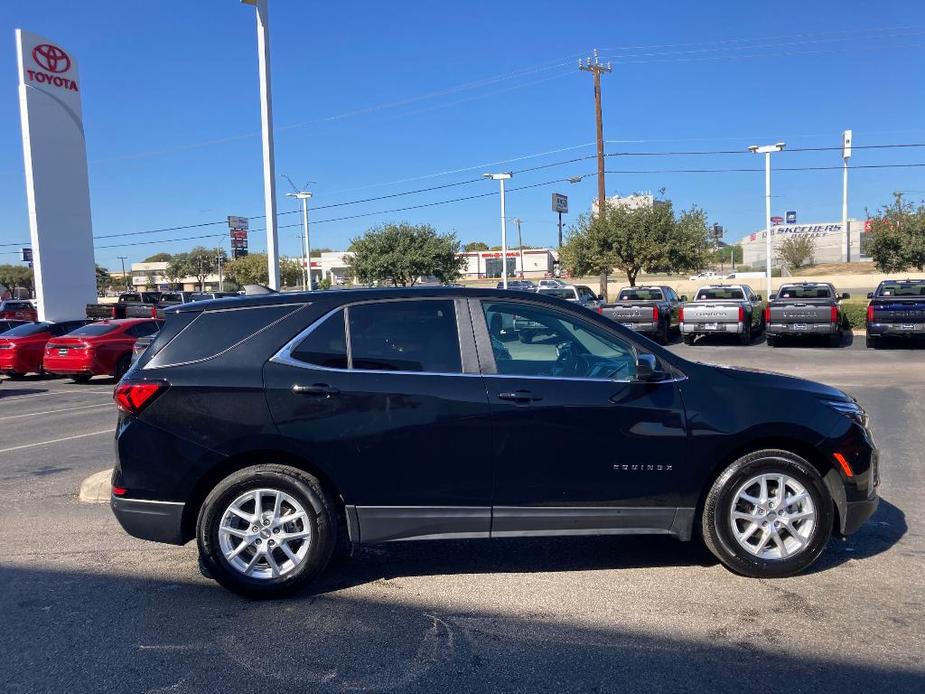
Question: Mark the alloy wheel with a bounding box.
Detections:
[728,473,816,560]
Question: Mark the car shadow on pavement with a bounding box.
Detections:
[2,563,923,692]
[0,386,48,398]
[810,497,907,573]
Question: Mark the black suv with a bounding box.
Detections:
[112,288,879,597]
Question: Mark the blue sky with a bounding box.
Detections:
[2,0,925,271]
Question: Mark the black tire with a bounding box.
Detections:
[766,335,777,348]
[702,449,833,578]
[738,323,752,346]
[70,374,92,384]
[683,334,696,346]
[655,321,669,345]
[197,464,338,598]
[6,372,26,381]
[114,354,131,381]
[828,331,842,348]
[866,334,879,349]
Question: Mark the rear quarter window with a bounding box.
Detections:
[148,305,297,366]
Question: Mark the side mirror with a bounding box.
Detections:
[680,295,688,302]
[841,292,851,300]
[867,292,874,299]
[769,293,777,301]
[635,353,661,382]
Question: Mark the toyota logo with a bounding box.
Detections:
[32,44,71,74]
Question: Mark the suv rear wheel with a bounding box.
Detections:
[197,464,337,597]
[702,449,833,578]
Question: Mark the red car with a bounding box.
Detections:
[0,300,37,322]
[43,319,161,383]
[0,320,90,378]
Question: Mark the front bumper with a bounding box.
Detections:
[681,322,743,335]
[842,496,880,535]
[767,322,838,336]
[111,495,186,545]
[868,322,925,338]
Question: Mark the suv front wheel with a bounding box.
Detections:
[197,464,337,597]
[702,450,833,578]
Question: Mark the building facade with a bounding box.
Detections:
[458,248,558,279]
[737,220,870,267]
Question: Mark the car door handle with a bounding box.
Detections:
[292,383,340,396]
[498,390,543,403]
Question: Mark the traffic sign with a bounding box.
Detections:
[786,211,797,224]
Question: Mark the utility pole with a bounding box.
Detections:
[216,253,224,292]
[579,49,612,300]
[843,129,852,263]
[198,255,205,292]
[118,256,128,290]
[512,218,525,278]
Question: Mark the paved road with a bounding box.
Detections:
[1,342,923,693]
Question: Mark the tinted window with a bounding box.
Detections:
[68,323,118,337]
[696,288,745,300]
[291,310,348,369]
[0,302,30,310]
[482,301,637,380]
[48,321,91,336]
[878,282,925,297]
[127,322,160,338]
[537,288,576,300]
[1,322,51,337]
[348,300,460,373]
[619,288,664,301]
[151,305,296,366]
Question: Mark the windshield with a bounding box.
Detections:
[878,282,925,297]
[0,302,31,310]
[696,288,745,301]
[537,288,576,299]
[1,322,51,337]
[777,285,833,299]
[160,293,185,302]
[618,288,664,300]
[67,323,118,337]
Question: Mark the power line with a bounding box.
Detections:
[604,162,925,174]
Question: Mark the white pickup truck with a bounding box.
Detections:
[680,284,765,346]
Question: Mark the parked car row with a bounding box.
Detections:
[0,318,160,381]
[86,291,239,320]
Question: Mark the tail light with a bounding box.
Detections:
[764,306,771,323]
[110,306,118,318]
[114,380,167,415]
[150,306,158,318]
[830,306,838,323]
[597,306,603,314]
[738,306,745,322]
[866,305,874,322]
[652,306,659,321]
[678,307,684,322]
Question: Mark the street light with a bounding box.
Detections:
[484,173,512,288]
[285,190,313,290]
[747,142,785,298]
[241,0,280,290]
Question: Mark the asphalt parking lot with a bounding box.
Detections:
[1,339,923,693]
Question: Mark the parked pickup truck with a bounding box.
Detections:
[680,284,764,346]
[87,292,162,320]
[536,284,603,310]
[765,282,850,347]
[600,285,685,344]
[866,279,925,348]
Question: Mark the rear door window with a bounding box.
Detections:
[349,300,461,373]
[291,310,348,369]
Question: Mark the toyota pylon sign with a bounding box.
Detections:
[15,29,96,321]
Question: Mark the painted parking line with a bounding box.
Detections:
[0,403,113,421]
[0,429,112,454]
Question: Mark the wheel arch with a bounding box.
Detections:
[180,449,349,544]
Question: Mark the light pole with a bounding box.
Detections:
[286,191,313,290]
[843,129,852,263]
[512,218,525,279]
[216,253,224,292]
[484,173,512,288]
[748,142,785,298]
[241,0,280,290]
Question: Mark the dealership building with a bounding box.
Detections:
[737,220,870,266]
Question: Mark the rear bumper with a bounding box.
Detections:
[0,354,38,374]
[43,354,104,375]
[619,321,660,334]
[767,322,838,336]
[111,495,186,545]
[681,322,743,335]
[868,323,925,337]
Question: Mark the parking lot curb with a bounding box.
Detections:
[79,469,113,504]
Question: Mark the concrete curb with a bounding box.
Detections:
[79,468,113,504]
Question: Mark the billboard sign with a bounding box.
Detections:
[552,193,568,214]
[770,216,784,225]
[16,29,97,322]
[227,215,249,230]
[786,211,797,224]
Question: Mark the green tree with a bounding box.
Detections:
[143,252,173,263]
[464,241,490,252]
[560,198,710,286]
[280,257,304,288]
[776,235,816,269]
[95,265,112,295]
[708,244,742,266]
[348,223,465,286]
[225,253,269,286]
[185,246,227,291]
[165,252,190,289]
[866,193,925,272]
[0,264,34,297]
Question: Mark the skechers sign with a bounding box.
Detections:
[25,43,79,92]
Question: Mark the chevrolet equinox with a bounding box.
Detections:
[111,288,879,597]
